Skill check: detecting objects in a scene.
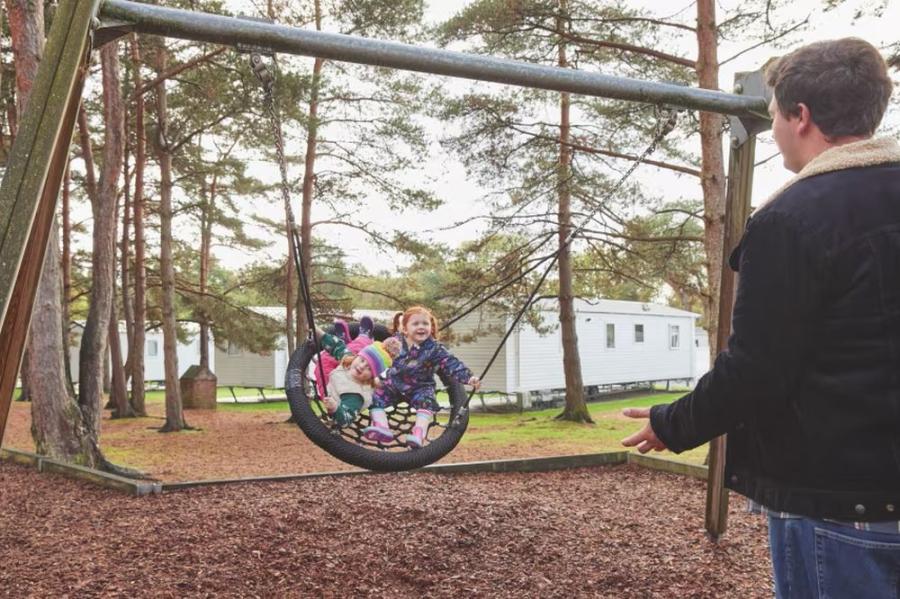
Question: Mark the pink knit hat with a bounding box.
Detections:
[358,341,393,376]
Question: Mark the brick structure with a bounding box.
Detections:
[180,365,217,410]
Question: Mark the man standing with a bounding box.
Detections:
[623,38,900,597]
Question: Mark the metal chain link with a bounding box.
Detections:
[250,53,299,233]
[563,106,679,247]
[250,52,325,393]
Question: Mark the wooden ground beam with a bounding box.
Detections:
[0,0,102,445]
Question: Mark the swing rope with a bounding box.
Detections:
[450,108,680,418]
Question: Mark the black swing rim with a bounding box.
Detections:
[284,340,470,472]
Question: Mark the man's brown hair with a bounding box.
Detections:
[766,38,893,138]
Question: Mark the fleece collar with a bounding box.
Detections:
[760,137,900,209]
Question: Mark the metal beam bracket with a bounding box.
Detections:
[94,18,134,48]
[728,66,773,147]
[234,15,277,57]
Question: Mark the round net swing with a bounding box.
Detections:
[284,321,470,472]
[250,48,678,473]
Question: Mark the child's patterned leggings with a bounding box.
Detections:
[371,383,440,413]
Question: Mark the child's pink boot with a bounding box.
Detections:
[362,409,393,443]
[333,319,352,344]
[405,425,428,449]
[405,410,433,449]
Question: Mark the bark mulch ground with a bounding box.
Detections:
[2,401,771,596]
[0,460,772,598]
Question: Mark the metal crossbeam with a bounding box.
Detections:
[99,0,768,120]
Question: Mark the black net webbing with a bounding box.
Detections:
[284,322,470,471]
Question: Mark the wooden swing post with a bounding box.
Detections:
[0,0,101,444]
[704,70,771,539]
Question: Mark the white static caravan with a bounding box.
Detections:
[68,323,212,383]
[213,306,289,389]
[214,339,289,389]
[445,299,700,395]
[693,327,712,382]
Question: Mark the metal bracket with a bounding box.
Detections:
[93,18,135,48]
[250,53,276,93]
[727,63,774,147]
[234,15,277,56]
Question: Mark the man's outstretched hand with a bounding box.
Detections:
[621,407,669,454]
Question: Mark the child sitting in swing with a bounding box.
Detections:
[315,316,401,427]
[363,306,480,448]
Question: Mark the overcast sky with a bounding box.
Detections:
[216,0,899,272]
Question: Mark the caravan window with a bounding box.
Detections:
[606,323,615,348]
[634,324,644,343]
[669,325,680,349]
[146,340,158,357]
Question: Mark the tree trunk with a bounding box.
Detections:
[6,0,40,116]
[554,0,591,424]
[6,0,99,465]
[109,189,133,418]
[154,40,187,432]
[60,160,75,396]
[198,175,216,370]
[129,33,147,416]
[108,304,132,418]
[0,4,3,136]
[16,353,29,402]
[296,0,324,347]
[6,0,41,406]
[77,42,126,438]
[121,108,134,380]
[29,226,99,465]
[696,0,727,365]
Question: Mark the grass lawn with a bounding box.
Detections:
[144,386,284,404]
[3,388,706,479]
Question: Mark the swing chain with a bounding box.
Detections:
[251,53,298,231]
[562,105,679,248]
[250,52,331,414]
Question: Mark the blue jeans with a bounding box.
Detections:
[768,515,900,598]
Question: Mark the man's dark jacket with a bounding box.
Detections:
[651,138,900,521]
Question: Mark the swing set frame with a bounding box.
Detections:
[0,0,771,538]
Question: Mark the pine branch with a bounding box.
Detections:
[133,47,228,99]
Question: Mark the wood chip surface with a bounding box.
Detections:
[0,461,772,597]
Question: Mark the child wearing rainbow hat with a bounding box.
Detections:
[316,323,400,427]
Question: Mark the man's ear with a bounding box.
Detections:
[795,102,813,134]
